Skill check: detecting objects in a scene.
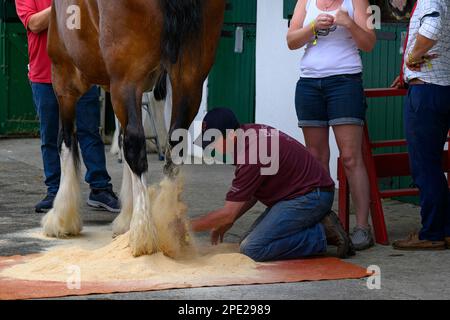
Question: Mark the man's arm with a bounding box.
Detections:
[392,2,443,85]
[406,34,437,70]
[27,6,51,34]
[407,2,443,69]
[191,199,257,233]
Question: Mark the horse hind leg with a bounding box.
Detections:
[42,71,89,238]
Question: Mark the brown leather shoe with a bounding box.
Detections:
[446,237,450,249]
[393,232,446,251]
[321,211,355,258]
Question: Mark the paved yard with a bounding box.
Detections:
[1,138,449,300]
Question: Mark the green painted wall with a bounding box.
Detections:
[362,23,418,204]
[1,0,20,22]
[283,0,297,19]
[207,0,257,124]
[0,21,38,136]
[363,24,407,148]
[224,0,257,24]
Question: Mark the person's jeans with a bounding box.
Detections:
[404,83,450,241]
[240,189,334,262]
[31,83,112,195]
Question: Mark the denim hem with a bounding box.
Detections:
[298,120,329,128]
[90,183,113,191]
[329,117,365,126]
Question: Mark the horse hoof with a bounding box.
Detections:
[41,209,82,238]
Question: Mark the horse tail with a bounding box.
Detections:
[153,71,168,101]
[159,0,204,64]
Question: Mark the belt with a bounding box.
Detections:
[303,186,335,197]
[317,186,335,193]
[408,78,426,85]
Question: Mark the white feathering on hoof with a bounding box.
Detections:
[128,174,157,257]
[112,160,134,237]
[41,144,82,238]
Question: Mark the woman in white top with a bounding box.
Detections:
[287,0,376,250]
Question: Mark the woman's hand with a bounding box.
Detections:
[314,13,335,30]
[334,7,353,28]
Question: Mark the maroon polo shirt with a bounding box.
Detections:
[226,124,335,207]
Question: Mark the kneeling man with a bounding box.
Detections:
[191,108,354,262]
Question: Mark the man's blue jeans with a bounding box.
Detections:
[404,83,450,241]
[31,83,111,195]
[240,189,333,262]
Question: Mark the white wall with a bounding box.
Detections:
[183,81,208,158]
[255,0,340,182]
[161,75,206,159]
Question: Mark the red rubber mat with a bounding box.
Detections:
[0,255,368,300]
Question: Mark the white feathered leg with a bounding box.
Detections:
[112,160,133,236]
[41,144,82,238]
[128,173,157,257]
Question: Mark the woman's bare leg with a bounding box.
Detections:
[302,127,331,174]
[333,125,370,228]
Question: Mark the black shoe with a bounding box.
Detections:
[87,186,121,213]
[35,193,56,213]
[321,211,355,259]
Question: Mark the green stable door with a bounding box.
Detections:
[1,1,38,136]
[361,23,418,204]
[207,0,257,124]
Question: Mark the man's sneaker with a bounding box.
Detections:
[321,211,355,259]
[351,226,375,251]
[393,232,446,251]
[35,193,56,213]
[87,187,120,213]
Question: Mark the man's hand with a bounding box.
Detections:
[211,223,233,245]
[191,200,255,244]
[191,211,234,245]
[406,33,438,71]
[191,209,234,233]
[391,75,404,89]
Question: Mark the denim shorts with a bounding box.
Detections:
[295,73,367,127]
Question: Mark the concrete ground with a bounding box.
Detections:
[0,138,449,300]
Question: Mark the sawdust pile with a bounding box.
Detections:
[0,235,257,283]
[147,176,193,258]
[0,177,259,283]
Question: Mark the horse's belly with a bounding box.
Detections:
[52,0,109,85]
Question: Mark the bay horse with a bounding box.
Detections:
[42,0,226,256]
